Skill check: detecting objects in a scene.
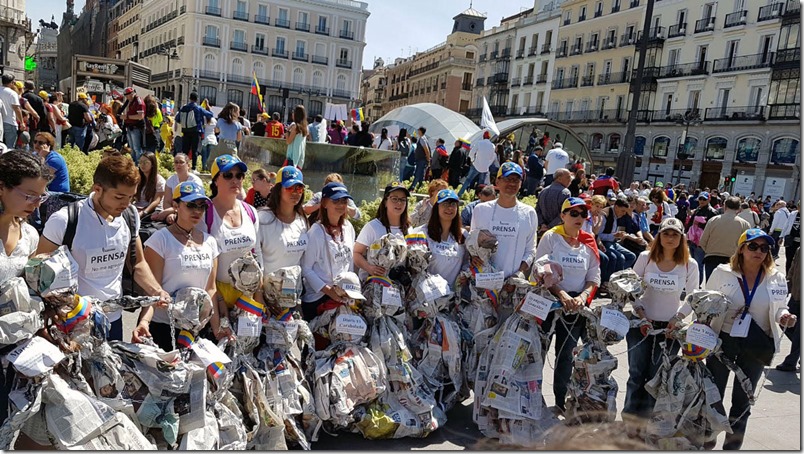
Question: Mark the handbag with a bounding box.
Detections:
[737,318,775,366]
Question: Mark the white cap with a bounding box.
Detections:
[334,272,366,300]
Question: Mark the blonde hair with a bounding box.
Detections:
[591,195,607,208]
[324,173,344,184]
[428,179,448,197]
[730,242,775,274]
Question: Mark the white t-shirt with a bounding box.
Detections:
[355,218,404,281]
[415,225,467,288]
[0,222,39,282]
[43,194,141,322]
[0,87,19,126]
[301,221,356,302]
[373,136,393,150]
[135,174,166,210]
[202,118,218,146]
[197,201,262,283]
[469,138,496,172]
[633,252,699,322]
[257,209,309,275]
[470,200,538,278]
[163,173,203,208]
[534,230,600,294]
[144,228,220,324]
[544,147,569,174]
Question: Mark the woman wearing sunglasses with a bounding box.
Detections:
[623,217,699,421]
[140,181,227,350]
[534,197,601,412]
[301,182,357,320]
[353,182,411,281]
[702,228,796,450]
[152,153,202,224]
[202,154,263,320]
[414,189,466,289]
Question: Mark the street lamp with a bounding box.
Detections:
[673,109,703,184]
[158,45,180,99]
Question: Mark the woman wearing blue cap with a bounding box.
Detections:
[414,189,467,288]
[703,228,796,450]
[354,182,412,280]
[301,182,357,320]
[140,181,225,349]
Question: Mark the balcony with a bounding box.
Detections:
[336,58,352,68]
[180,5,186,14]
[581,76,595,87]
[332,89,351,99]
[489,105,507,116]
[594,9,603,18]
[652,109,702,122]
[602,39,617,50]
[198,70,220,80]
[522,75,534,85]
[486,76,494,85]
[564,18,571,26]
[388,93,409,102]
[704,106,765,121]
[315,26,330,35]
[656,61,709,78]
[516,49,525,59]
[620,33,636,46]
[500,48,512,59]
[252,45,268,55]
[557,46,568,58]
[311,55,328,65]
[611,4,620,13]
[233,10,249,21]
[292,51,308,61]
[202,36,220,47]
[177,36,185,45]
[570,45,583,56]
[275,17,290,28]
[295,22,310,32]
[667,23,686,38]
[255,14,269,24]
[272,48,288,58]
[552,77,577,89]
[712,53,773,73]
[724,10,748,28]
[205,6,221,16]
[228,73,250,84]
[783,0,801,18]
[578,14,586,22]
[629,0,639,7]
[585,41,599,53]
[695,17,716,33]
[476,78,485,87]
[339,29,355,40]
[773,47,800,67]
[462,83,472,91]
[758,3,783,21]
[479,54,487,62]
[535,74,547,84]
[230,41,248,52]
[511,77,521,86]
[541,43,552,54]
[768,103,800,120]
[493,72,509,83]
[595,109,627,123]
[527,46,538,56]
[636,26,665,45]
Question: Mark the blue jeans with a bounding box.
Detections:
[399,154,409,181]
[458,166,488,198]
[2,123,16,148]
[689,242,705,283]
[66,125,86,150]
[127,127,144,162]
[202,143,213,170]
[602,241,636,283]
[542,305,587,411]
[411,159,428,191]
[109,318,123,342]
[623,326,680,417]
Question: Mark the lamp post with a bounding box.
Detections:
[158,45,180,99]
[674,109,703,184]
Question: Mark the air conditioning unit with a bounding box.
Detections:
[679,28,686,33]
[591,45,597,50]
[706,22,714,29]
[608,40,615,46]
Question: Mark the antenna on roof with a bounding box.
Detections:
[469,0,473,8]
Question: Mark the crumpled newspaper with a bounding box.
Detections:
[410,274,455,319]
[263,265,303,308]
[309,303,367,345]
[465,229,498,264]
[170,287,213,335]
[24,246,79,298]
[608,269,644,310]
[362,276,407,322]
[410,314,464,412]
[229,253,263,295]
[529,256,563,288]
[0,277,44,346]
[368,233,408,271]
[685,290,730,326]
[564,336,619,423]
[405,233,432,276]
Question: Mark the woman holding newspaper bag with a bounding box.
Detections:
[623,217,699,420]
[534,197,601,412]
[703,228,795,450]
[414,189,467,288]
[353,182,411,281]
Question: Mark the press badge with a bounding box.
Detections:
[731,313,751,338]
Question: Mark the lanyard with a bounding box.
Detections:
[491,201,521,274]
[739,270,763,320]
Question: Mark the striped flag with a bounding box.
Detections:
[177,330,195,349]
[58,295,92,333]
[236,295,264,317]
[208,362,225,378]
[251,71,264,112]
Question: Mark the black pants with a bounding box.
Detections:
[150,321,180,352]
[182,129,200,163]
[542,296,587,411]
[302,296,327,322]
[770,231,782,258]
[785,240,799,276]
[781,298,801,367]
[703,255,731,282]
[109,318,123,342]
[0,362,13,426]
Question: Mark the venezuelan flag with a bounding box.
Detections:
[208,362,224,378]
[236,295,264,317]
[405,233,428,247]
[251,71,264,112]
[276,308,293,322]
[366,276,393,287]
[59,295,92,333]
[177,330,195,348]
[459,138,471,151]
[470,265,499,308]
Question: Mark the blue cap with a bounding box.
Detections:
[436,189,459,204]
[698,191,710,200]
[277,166,304,188]
[497,162,523,179]
[211,154,247,179]
[172,181,210,203]
[322,182,352,201]
[561,197,587,212]
[739,228,776,247]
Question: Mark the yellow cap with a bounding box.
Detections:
[77,92,88,100]
[38,90,49,99]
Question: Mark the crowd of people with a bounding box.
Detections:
[0,80,800,449]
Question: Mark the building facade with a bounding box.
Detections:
[134,0,369,120]
[0,0,33,80]
[107,0,142,62]
[57,0,114,87]
[34,22,58,89]
[359,57,386,121]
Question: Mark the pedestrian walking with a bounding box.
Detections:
[410,126,431,192]
[176,92,214,165]
[776,247,800,372]
[700,196,751,281]
[396,128,412,181]
[66,92,93,152]
[0,75,22,148]
[543,142,569,186]
[122,87,146,162]
[457,130,495,198]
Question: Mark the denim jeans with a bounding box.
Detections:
[623,326,680,417]
[2,123,16,148]
[525,176,541,195]
[602,241,636,283]
[109,318,123,342]
[542,307,587,411]
[66,125,86,150]
[399,154,409,181]
[411,159,428,191]
[689,242,705,283]
[127,127,144,162]
[201,143,213,171]
[457,166,488,198]
[706,333,769,450]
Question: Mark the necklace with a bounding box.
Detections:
[171,222,194,242]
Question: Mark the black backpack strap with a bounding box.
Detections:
[122,205,138,267]
[63,201,80,251]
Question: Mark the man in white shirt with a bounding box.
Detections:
[309,115,328,143]
[543,142,569,186]
[458,130,496,198]
[0,74,23,148]
[770,200,791,258]
[470,162,538,280]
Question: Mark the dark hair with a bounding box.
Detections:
[210,176,219,198]
[725,196,741,210]
[136,152,159,203]
[265,182,308,226]
[314,114,323,122]
[292,105,309,137]
[418,126,426,135]
[1,74,14,85]
[426,200,464,245]
[361,121,371,132]
[0,149,53,189]
[272,112,280,121]
[605,167,615,176]
[24,81,35,91]
[219,102,239,124]
[189,92,198,101]
[94,155,140,188]
[377,189,410,235]
[649,187,667,203]
[319,193,348,239]
[399,128,408,140]
[144,95,159,118]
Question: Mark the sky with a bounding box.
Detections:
[30,0,531,68]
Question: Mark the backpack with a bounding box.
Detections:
[181,106,198,131]
[32,191,88,235]
[398,138,411,156]
[64,202,139,297]
[406,142,416,166]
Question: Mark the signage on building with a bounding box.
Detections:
[733,175,755,196]
[83,80,105,92]
[762,177,786,200]
[78,61,123,76]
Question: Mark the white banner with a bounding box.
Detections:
[762,177,786,200]
[732,175,755,197]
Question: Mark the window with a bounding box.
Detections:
[308,100,323,116]
[318,15,328,31]
[205,25,218,39]
[199,86,217,105]
[336,74,347,91]
[298,11,308,25]
[295,40,305,55]
[232,58,243,75]
[273,64,285,82]
[276,37,285,52]
[339,48,349,60]
[634,136,646,155]
[233,30,245,44]
[653,136,671,157]
[258,4,268,18]
[227,89,243,107]
[278,8,288,21]
[688,90,701,110]
[293,67,304,85]
[705,137,728,160]
[595,2,603,16]
[680,137,698,156]
[203,54,216,71]
[736,137,761,162]
[312,71,323,88]
[580,6,587,19]
[255,33,265,48]
[591,133,603,151]
[235,0,245,13]
[771,138,799,164]
[253,61,265,79]
[342,19,352,32]
[608,133,621,152]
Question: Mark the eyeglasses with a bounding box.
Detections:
[173,160,186,165]
[253,175,266,181]
[746,242,770,253]
[221,172,245,180]
[388,196,407,205]
[13,187,49,204]
[565,209,588,218]
[184,201,208,211]
[33,140,49,146]
[283,185,304,193]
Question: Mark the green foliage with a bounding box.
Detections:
[61,145,102,195]
[520,195,537,209]
[157,150,174,179]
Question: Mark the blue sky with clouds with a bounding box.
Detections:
[31,0,529,68]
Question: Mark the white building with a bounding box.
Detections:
[0,0,33,80]
[508,4,561,116]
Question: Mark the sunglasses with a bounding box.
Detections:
[174,160,187,165]
[33,140,49,146]
[746,242,770,253]
[184,201,208,211]
[13,187,49,204]
[221,172,245,180]
[283,185,304,193]
[564,209,588,218]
